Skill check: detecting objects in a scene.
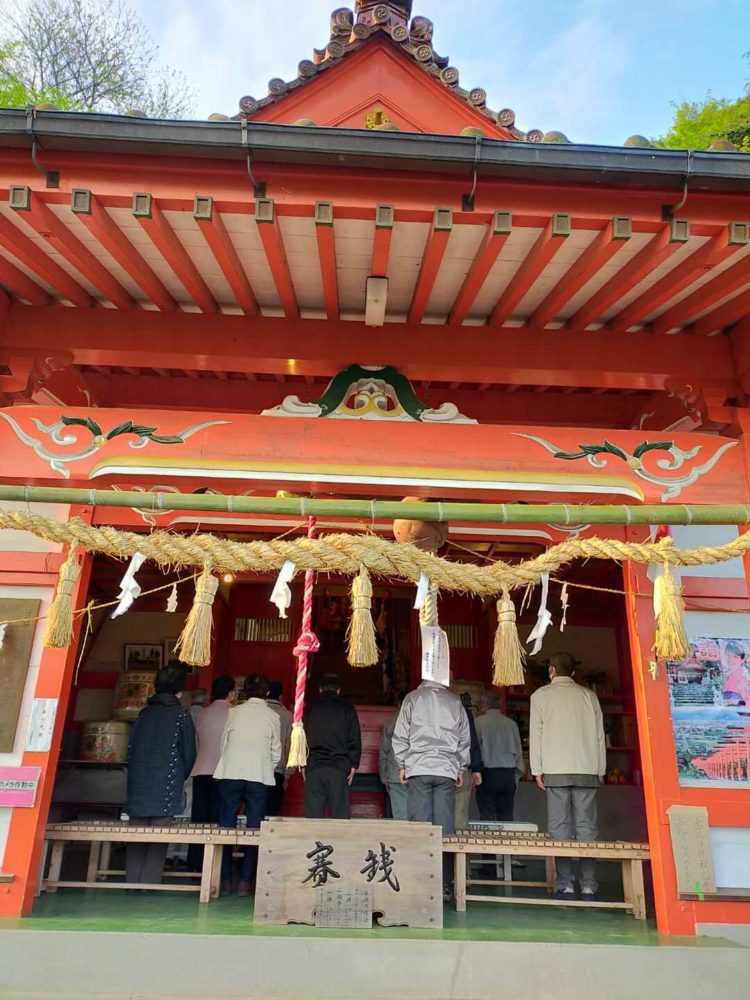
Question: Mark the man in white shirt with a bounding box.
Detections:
[266,680,292,815]
[529,652,606,901]
[214,674,281,896]
[186,674,236,872]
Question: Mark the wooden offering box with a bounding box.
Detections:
[254,818,442,928]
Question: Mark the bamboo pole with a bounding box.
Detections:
[0,485,749,525]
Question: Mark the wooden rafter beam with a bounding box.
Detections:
[688,287,750,337]
[72,193,177,312]
[448,211,511,326]
[608,225,746,333]
[408,208,453,325]
[3,306,735,393]
[569,222,690,329]
[133,193,217,314]
[0,213,94,307]
[255,199,299,320]
[650,248,750,335]
[488,215,570,327]
[12,188,136,309]
[314,202,339,321]
[529,218,631,329]
[370,205,394,277]
[0,254,52,305]
[194,196,258,317]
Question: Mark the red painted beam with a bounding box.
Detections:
[315,213,339,321]
[448,215,511,326]
[0,255,52,305]
[529,221,628,329]
[650,252,750,335]
[569,225,685,329]
[137,199,217,314]
[370,225,393,277]
[688,287,750,337]
[3,306,735,392]
[488,216,569,327]
[256,208,299,320]
[0,214,94,307]
[608,228,744,332]
[17,193,136,310]
[196,207,258,317]
[408,212,452,325]
[77,195,177,312]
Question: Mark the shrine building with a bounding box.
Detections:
[0,0,750,986]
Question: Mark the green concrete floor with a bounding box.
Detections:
[0,891,737,949]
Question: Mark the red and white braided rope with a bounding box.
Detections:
[292,516,319,726]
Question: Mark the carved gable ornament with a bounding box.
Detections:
[261,365,477,423]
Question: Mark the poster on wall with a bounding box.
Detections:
[668,635,750,788]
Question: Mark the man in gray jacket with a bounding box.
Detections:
[378,713,407,820]
[392,678,470,895]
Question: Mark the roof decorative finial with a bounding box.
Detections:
[355,2,413,30]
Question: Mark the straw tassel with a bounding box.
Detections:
[492,590,526,686]
[43,544,81,648]
[653,561,690,661]
[175,565,219,667]
[347,565,378,667]
[287,720,309,770]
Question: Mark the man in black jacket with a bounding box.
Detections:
[126,665,196,886]
[304,674,361,819]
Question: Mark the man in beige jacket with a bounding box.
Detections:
[529,652,606,901]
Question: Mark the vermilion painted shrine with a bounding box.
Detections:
[0,0,749,947]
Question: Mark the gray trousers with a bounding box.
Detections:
[546,786,599,892]
[407,774,456,884]
[126,817,170,885]
[387,780,408,820]
[454,769,472,830]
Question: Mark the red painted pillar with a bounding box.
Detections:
[0,544,92,917]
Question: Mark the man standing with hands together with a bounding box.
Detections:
[530,652,606,901]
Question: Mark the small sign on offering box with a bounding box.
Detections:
[254,818,443,928]
[0,766,41,807]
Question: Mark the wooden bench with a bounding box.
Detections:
[41,822,245,903]
[443,832,650,919]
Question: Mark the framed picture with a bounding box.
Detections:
[124,643,163,672]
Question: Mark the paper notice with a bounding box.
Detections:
[421,625,450,686]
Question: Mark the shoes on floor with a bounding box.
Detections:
[237,880,253,897]
[220,879,233,896]
[552,889,575,901]
[580,890,598,902]
[442,883,454,903]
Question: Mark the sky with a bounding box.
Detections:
[134,0,749,145]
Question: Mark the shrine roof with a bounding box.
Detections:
[233,1,535,141]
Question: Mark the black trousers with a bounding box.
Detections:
[266,772,286,816]
[304,766,350,819]
[186,774,220,871]
[477,767,517,822]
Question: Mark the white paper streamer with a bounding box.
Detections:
[527,573,553,655]
[270,560,296,618]
[560,582,569,632]
[166,583,178,613]
[111,552,146,619]
[413,572,430,610]
[0,623,6,650]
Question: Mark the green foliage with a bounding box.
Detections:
[657,92,750,152]
[0,0,194,117]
